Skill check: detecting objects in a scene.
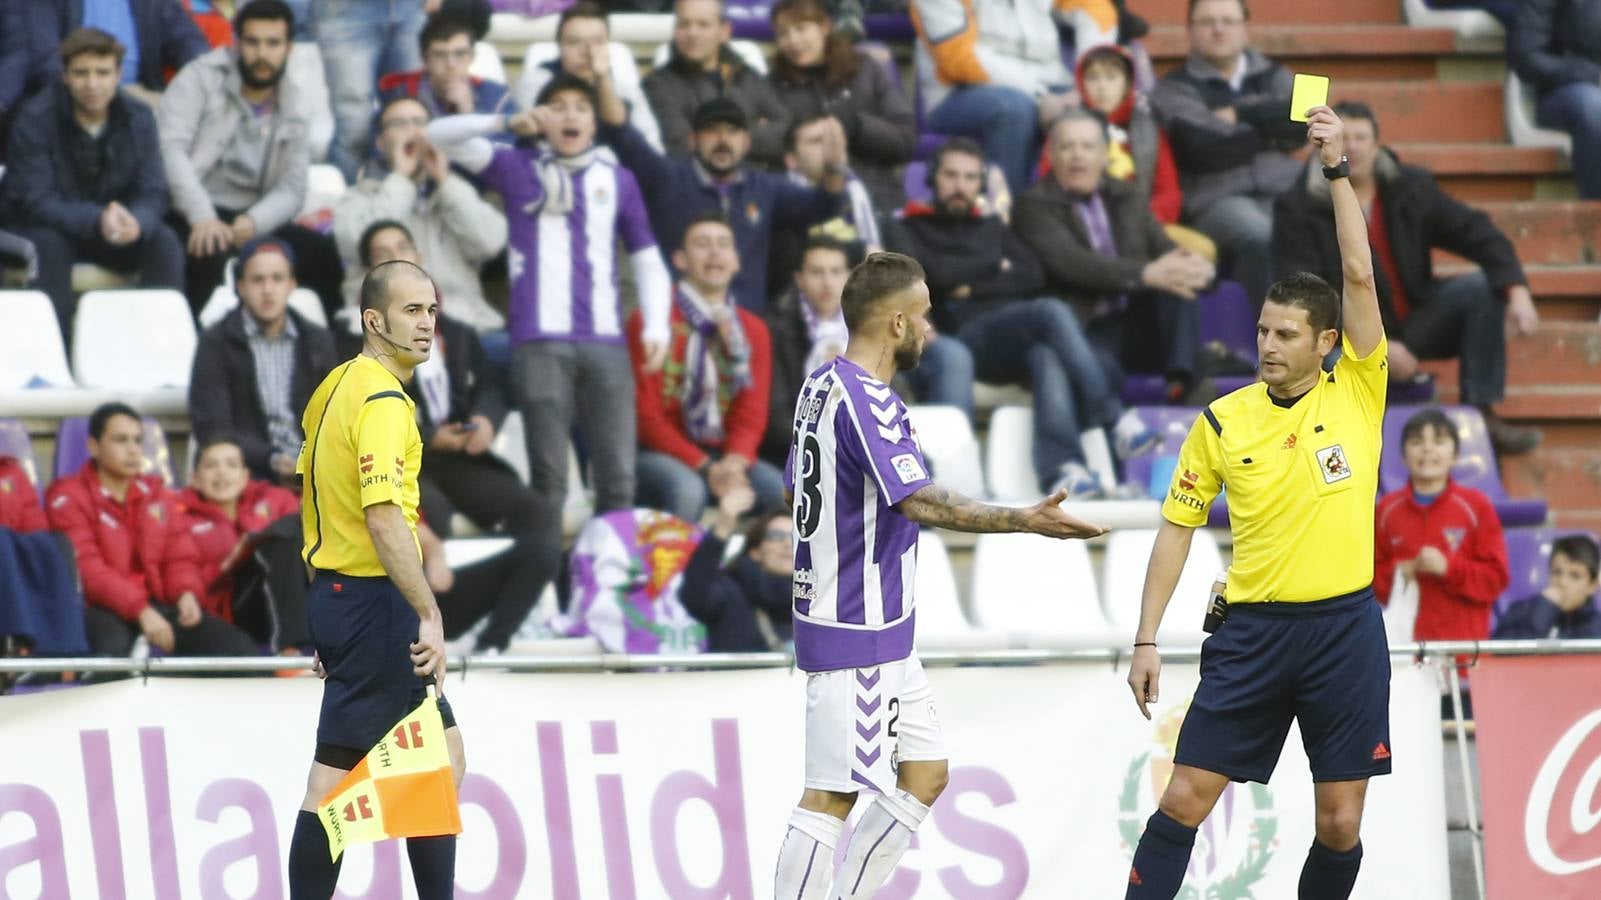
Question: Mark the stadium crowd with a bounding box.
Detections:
[0,0,1596,686]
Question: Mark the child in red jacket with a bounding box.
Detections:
[176,437,310,652]
[1375,408,1510,641]
[46,404,259,658]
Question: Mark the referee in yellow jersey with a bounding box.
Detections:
[286,260,464,899]
[1123,107,1387,900]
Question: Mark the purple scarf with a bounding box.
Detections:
[675,284,752,445]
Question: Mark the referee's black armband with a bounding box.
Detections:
[365,390,407,403]
[1202,407,1222,436]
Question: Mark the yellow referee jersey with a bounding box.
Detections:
[296,354,423,577]
[1163,333,1389,603]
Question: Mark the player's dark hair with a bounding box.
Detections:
[1552,535,1601,581]
[419,11,474,55]
[783,111,836,154]
[1333,100,1380,141]
[799,234,855,270]
[681,209,735,246]
[1187,0,1249,22]
[195,434,246,462]
[536,72,599,109]
[841,251,925,332]
[59,27,125,67]
[235,0,293,38]
[359,259,431,316]
[559,1,609,39]
[1400,408,1460,454]
[1264,272,1341,335]
[357,219,414,269]
[89,402,140,440]
[929,137,985,184]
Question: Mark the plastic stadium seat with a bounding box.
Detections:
[1504,72,1573,152]
[288,42,335,163]
[1402,0,1505,38]
[914,530,971,637]
[71,289,196,391]
[199,284,328,330]
[54,416,176,484]
[1196,281,1256,363]
[1380,405,1547,525]
[899,160,1011,216]
[490,410,531,485]
[70,263,134,293]
[1,291,75,389]
[651,39,767,74]
[904,404,986,499]
[444,536,516,570]
[1498,527,1555,622]
[0,419,42,493]
[1100,528,1224,642]
[985,406,1038,503]
[298,163,348,219]
[971,532,1107,634]
[470,40,507,83]
[518,41,642,110]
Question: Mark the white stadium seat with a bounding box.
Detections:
[491,410,532,484]
[971,532,1107,635]
[1505,72,1573,151]
[1401,0,1504,39]
[72,289,196,391]
[914,530,972,638]
[288,42,335,162]
[1100,528,1225,643]
[1,291,75,389]
[199,259,328,329]
[985,405,1037,503]
[905,404,987,499]
[471,40,507,83]
[298,163,348,219]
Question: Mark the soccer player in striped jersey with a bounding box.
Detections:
[772,252,1110,898]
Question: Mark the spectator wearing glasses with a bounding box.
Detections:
[378,11,514,124]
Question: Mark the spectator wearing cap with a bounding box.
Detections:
[1495,535,1601,641]
[378,11,514,125]
[1513,0,1601,200]
[1015,110,1214,405]
[513,1,664,152]
[643,0,791,166]
[4,28,183,344]
[766,0,916,210]
[1272,102,1543,456]
[1149,0,1302,307]
[333,95,509,339]
[602,95,847,312]
[47,402,260,659]
[158,0,343,316]
[188,237,338,487]
[910,0,1118,194]
[765,112,883,300]
[429,74,674,538]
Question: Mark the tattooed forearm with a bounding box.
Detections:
[896,484,1028,534]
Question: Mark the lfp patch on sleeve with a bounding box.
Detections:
[890,453,927,485]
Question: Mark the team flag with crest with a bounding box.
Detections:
[317,688,461,861]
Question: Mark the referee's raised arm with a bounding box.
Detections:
[1309,106,1383,359]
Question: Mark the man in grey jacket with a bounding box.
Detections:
[1149,0,1303,308]
[157,0,341,317]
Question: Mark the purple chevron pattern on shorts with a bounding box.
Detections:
[851,665,885,792]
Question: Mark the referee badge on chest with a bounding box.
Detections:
[1316,444,1352,484]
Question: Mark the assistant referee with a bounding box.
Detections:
[1123,107,1387,900]
[285,260,464,899]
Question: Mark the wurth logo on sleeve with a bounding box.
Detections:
[359,454,374,474]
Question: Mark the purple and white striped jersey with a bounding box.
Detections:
[785,356,932,673]
[480,147,657,344]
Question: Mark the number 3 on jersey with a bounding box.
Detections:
[795,433,823,539]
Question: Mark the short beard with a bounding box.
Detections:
[893,335,922,371]
[239,58,285,90]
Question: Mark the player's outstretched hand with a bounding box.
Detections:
[1023,488,1111,540]
[1127,645,1161,720]
[411,612,447,683]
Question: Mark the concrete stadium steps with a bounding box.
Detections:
[1397,144,1572,202]
[1432,201,1601,268]
[1141,0,1402,27]
[1146,24,1467,81]
[1431,264,1601,321]
[1503,443,1601,530]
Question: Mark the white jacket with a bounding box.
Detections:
[912,0,1113,111]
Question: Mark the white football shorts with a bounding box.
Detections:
[804,652,947,794]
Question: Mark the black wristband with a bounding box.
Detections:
[1322,155,1350,181]
[1133,641,1157,648]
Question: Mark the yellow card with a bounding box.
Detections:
[1290,73,1331,123]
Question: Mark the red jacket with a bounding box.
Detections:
[0,457,47,534]
[1374,480,1509,641]
[174,482,299,620]
[45,467,203,621]
[628,301,773,469]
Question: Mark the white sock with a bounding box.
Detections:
[1080,426,1119,493]
[774,807,843,900]
[832,790,930,899]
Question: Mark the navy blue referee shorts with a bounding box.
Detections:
[1173,587,1392,785]
[307,572,456,756]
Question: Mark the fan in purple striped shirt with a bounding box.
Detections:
[773,252,1110,899]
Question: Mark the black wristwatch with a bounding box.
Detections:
[1322,155,1351,181]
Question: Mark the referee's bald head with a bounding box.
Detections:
[359,259,434,316]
